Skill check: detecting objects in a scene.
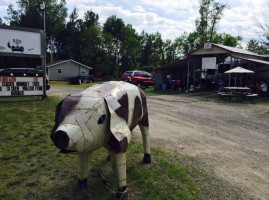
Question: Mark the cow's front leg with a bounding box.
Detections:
[77,152,92,190]
[109,150,128,199]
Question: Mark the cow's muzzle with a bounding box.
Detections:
[51,130,69,150]
[51,124,83,152]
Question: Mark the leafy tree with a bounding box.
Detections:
[212,33,242,47]
[83,10,99,28]
[5,4,21,26]
[56,8,83,61]
[6,0,67,37]
[174,32,200,56]
[139,31,165,67]
[138,65,156,73]
[247,39,268,54]
[120,24,141,73]
[5,0,67,63]
[103,15,125,77]
[195,0,228,43]
[81,26,103,71]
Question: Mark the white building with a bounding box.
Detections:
[46,59,92,81]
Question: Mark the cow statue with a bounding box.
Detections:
[50,81,151,199]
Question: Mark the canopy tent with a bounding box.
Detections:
[225,67,255,86]
[224,66,255,74]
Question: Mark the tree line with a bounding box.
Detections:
[0,0,267,77]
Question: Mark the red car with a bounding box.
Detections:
[121,71,155,87]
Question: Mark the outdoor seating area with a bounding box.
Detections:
[218,87,258,103]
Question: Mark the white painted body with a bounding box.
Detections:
[51,81,151,198]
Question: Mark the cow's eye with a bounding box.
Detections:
[98,115,106,124]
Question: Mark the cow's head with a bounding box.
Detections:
[50,93,110,153]
[51,83,131,153]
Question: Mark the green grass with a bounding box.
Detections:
[50,80,104,89]
[255,97,269,105]
[0,96,242,200]
[50,81,184,96]
[263,111,269,117]
[201,94,269,105]
[144,87,183,96]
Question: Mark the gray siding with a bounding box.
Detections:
[47,61,90,81]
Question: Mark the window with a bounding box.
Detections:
[142,73,148,77]
[57,68,62,74]
[147,73,153,78]
[81,69,86,74]
[123,71,133,76]
[134,72,141,77]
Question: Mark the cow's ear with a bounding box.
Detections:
[103,97,131,153]
[50,100,64,138]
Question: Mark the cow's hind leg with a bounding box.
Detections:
[138,123,151,164]
[77,152,92,190]
[109,150,128,199]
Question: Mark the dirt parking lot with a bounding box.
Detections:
[48,86,269,200]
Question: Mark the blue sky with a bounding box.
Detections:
[0,0,268,46]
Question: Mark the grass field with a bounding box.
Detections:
[50,80,102,89]
[201,94,269,105]
[0,96,242,200]
[49,81,182,96]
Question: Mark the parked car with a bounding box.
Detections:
[68,75,94,84]
[0,68,50,90]
[121,71,155,87]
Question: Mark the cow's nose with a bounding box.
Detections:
[52,130,69,150]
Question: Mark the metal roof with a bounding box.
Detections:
[157,43,269,71]
[46,59,92,69]
[234,56,269,66]
[213,43,260,57]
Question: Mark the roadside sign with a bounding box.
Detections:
[0,25,46,98]
[0,76,43,96]
[0,29,41,56]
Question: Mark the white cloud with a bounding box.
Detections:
[75,4,195,40]
[0,0,268,43]
[0,0,16,4]
[218,0,268,44]
[0,6,7,12]
[133,5,145,13]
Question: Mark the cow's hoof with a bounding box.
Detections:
[143,153,151,164]
[116,186,128,199]
[77,178,87,190]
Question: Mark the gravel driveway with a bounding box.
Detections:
[47,86,269,200]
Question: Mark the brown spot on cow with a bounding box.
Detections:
[130,96,142,131]
[140,112,149,127]
[115,92,129,122]
[108,132,128,153]
[50,93,82,139]
[139,88,147,115]
[97,82,129,122]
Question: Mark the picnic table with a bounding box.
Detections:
[224,87,251,93]
[218,87,258,103]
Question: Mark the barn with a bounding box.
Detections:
[155,43,269,91]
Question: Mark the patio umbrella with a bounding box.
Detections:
[224,67,255,86]
[224,66,255,74]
